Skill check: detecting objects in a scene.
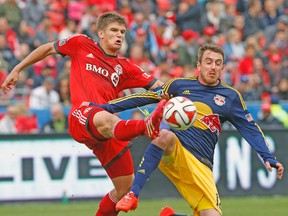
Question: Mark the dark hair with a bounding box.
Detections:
[96,12,127,31]
[198,44,226,63]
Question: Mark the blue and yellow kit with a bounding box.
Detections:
[101,76,275,169]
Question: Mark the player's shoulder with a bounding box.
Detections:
[165,76,197,86]
[66,34,95,43]
[219,80,242,98]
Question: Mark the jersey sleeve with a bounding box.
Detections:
[102,91,159,113]
[54,34,85,58]
[161,78,182,95]
[227,93,276,162]
[123,62,157,90]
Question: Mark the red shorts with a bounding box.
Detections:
[69,105,134,178]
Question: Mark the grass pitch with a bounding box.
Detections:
[0,196,287,216]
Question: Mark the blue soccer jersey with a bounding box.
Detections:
[101,76,275,169]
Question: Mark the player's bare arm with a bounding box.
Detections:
[265,161,284,179]
[149,80,163,90]
[1,42,57,94]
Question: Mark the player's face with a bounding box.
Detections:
[197,50,224,86]
[98,22,126,55]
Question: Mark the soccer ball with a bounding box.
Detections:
[163,96,197,130]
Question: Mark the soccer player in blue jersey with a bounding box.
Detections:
[87,44,284,216]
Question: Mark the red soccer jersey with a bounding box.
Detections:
[54,34,156,112]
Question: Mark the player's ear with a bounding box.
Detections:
[98,30,104,39]
[196,61,201,70]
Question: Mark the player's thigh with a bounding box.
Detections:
[93,110,120,136]
[153,129,176,154]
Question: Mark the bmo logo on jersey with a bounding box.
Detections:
[85,63,122,87]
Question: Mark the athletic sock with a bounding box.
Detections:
[131,144,164,197]
[95,192,118,216]
[113,120,145,141]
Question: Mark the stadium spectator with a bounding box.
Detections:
[29,77,60,110]
[0,33,18,71]
[238,43,257,75]
[175,29,199,67]
[222,28,245,64]
[128,11,159,63]
[44,0,66,33]
[276,77,288,100]
[32,65,54,88]
[56,77,71,106]
[0,17,20,57]
[58,19,78,40]
[82,20,99,41]
[0,0,22,29]
[242,0,265,39]
[263,0,284,27]
[202,1,224,33]
[32,16,58,49]
[85,0,117,12]
[264,14,288,49]
[130,0,157,18]
[230,14,245,41]
[219,0,238,34]
[252,57,271,94]
[42,103,68,133]
[118,1,134,28]
[256,102,284,128]
[58,59,71,80]
[23,0,46,29]
[175,0,204,33]
[15,43,35,79]
[79,4,101,32]
[67,0,85,23]
[266,53,286,88]
[129,43,156,75]
[14,20,35,47]
[0,103,18,134]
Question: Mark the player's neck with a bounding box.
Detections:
[98,42,117,57]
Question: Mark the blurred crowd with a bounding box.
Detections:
[0,0,287,134]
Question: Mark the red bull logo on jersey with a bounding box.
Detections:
[200,114,221,136]
[214,94,226,106]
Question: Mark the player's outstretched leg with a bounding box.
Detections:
[116,191,138,212]
[144,100,166,139]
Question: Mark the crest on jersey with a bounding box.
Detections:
[59,39,67,46]
[114,64,123,75]
[214,94,226,106]
[111,64,123,87]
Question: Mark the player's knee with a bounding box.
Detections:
[154,129,175,150]
[93,111,117,137]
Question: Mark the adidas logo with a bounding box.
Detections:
[182,90,191,95]
[86,53,94,58]
[137,169,146,175]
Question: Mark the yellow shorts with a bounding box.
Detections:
[158,135,222,216]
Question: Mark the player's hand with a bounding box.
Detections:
[1,71,19,94]
[265,160,284,179]
[157,92,173,101]
[80,101,90,107]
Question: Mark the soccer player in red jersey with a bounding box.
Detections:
[1,12,166,216]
